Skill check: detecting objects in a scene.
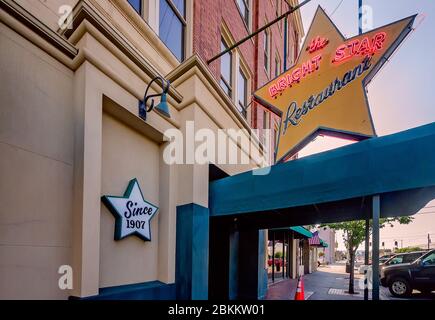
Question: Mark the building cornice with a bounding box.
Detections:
[0,0,78,58]
[62,0,183,104]
[167,54,265,154]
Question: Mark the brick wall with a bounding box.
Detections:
[192,0,302,162]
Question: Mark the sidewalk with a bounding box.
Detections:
[264,278,298,300]
[265,263,434,300]
[302,264,365,300]
[265,264,364,300]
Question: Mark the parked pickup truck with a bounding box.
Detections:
[381,250,435,297]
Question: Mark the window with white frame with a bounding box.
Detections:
[275,54,281,77]
[221,27,252,120]
[236,0,250,27]
[127,0,142,14]
[220,38,233,98]
[238,68,248,118]
[263,109,270,130]
[264,30,270,75]
[275,0,282,32]
[159,0,186,61]
[275,0,280,17]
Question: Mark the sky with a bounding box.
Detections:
[295,0,435,251]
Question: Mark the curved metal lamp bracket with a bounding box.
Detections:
[139,76,171,121]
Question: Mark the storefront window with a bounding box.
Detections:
[127,0,142,14]
[238,69,248,118]
[220,39,232,97]
[159,0,186,61]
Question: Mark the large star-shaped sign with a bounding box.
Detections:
[102,179,158,242]
[254,6,416,162]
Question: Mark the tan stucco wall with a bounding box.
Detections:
[0,0,268,299]
[16,0,79,31]
[100,112,160,288]
[0,21,74,299]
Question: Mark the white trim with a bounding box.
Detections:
[144,0,159,33]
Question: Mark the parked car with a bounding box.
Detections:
[381,250,435,297]
[357,254,396,274]
[379,255,394,264]
[381,251,427,270]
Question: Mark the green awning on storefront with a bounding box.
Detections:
[290,226,312,238]
[320,239,328,248]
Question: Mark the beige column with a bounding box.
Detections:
[157,142,178,283]
[71,62,102,297]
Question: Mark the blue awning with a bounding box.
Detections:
[290,226,312,238]
[209,122,435,227]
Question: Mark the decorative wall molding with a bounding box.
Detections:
[62,0,183,103]
[0,0,78,58]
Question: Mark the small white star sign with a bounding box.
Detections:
[102,179,158,242]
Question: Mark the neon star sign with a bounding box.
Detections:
[254,6,416,162]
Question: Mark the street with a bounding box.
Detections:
[266,263,435,300]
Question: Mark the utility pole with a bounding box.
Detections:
[360,0,371,301]
[429,233,431,250]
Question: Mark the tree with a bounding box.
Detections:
[321,217,413,294]
[395,246,423,253]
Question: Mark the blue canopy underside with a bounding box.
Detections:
[209,122,435,225]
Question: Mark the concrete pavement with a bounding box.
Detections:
[265,263,435,300]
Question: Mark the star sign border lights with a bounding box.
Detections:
[101,178,159,242]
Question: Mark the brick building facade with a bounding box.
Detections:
[192,0,304,158]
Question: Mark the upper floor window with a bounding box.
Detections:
[237,0,250,27]
[220,39,233,97]
[128,0,142,14]
[264,30,270,74]
[238,69,248,118]
[275,54,281,77]
[275,0,280,18]
[159,0,186,61]
[263,110,269,130]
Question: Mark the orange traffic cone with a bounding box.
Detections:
[294,276,305,300]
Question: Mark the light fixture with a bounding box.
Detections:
[139,76,171,121]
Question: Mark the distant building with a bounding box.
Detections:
[318,227,336,264]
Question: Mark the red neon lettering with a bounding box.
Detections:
[278,78,287,90]
[307,36,329,53]
[268,55,323,98]
[333,45,347,62]
[311,55,322,70]
[357,37,371,55]
[269,85,278,97]
[333,32,388,63]
[372,32,386,51]
[292,68,301,82]
[347,39,360,55]
[286,74,293,87]
[301,61,311,77]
